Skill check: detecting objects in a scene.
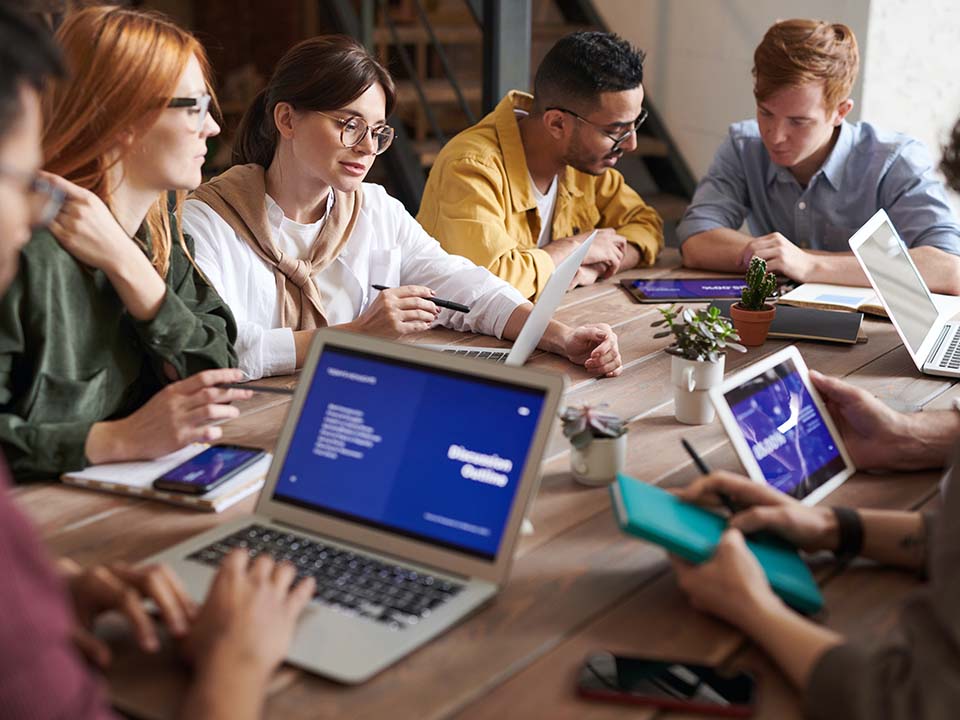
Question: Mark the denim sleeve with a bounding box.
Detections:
[676,133,751,245]
[879,139,960,256]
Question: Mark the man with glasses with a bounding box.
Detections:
[417,31,664,300]
[677,20,960,293]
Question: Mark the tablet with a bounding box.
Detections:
[709,346,855,505]
[620,278,748,302]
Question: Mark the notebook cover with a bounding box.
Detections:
[711,301,863,344]
[610,474,823,615]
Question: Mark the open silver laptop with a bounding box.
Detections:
[849,209,960,377]
[423,230,597,365]
[147,329,564,683]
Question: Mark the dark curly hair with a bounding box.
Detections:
[942,118,960,193]
[533,31,645,113]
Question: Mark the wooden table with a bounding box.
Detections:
[12,249,948,719]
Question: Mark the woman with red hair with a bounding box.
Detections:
[0,5,250,483]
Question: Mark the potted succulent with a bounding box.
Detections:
[652,305,745,424]
[729,256,778,346]
[560,404,627,486]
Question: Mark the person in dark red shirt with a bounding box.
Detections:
[0,5,314,718]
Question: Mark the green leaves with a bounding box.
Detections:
[650,304,746,362]
[741,256,778,310]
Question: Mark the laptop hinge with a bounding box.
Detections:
[926,325,951,365]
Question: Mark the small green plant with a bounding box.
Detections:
[740,256,778,310]
[560,404,627,449]
[651,305,746,363]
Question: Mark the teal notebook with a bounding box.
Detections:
[610,474,823,615]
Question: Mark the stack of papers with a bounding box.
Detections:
[61,444,270,513]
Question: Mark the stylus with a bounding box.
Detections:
[217,383,295,396]
[371,285,471,313]
[681,438,739,516]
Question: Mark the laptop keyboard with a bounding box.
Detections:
[938,327,960,370]
[188,524,464,630]
[441,348,508,363]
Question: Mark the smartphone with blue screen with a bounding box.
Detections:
[152,444,266,495]
[577,652,756,717]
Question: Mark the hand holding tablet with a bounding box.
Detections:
[709,347,855,505]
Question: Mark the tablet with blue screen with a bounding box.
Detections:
[620,278,749,302]
[709,347,855,505]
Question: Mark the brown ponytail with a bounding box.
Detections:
[232,34,397,168]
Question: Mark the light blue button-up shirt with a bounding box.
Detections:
[676,119,960,255]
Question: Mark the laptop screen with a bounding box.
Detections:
[271,345,548,561]
[857,219,939,353]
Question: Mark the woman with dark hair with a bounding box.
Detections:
[183,35,623,380]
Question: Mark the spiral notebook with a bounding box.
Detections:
[61,444,270,513]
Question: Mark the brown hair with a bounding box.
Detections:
[42,5,214,278]
[942,118,960,193]
[234,35,397,168]
[753,19,859,110]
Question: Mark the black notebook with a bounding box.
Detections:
[710,301,865,345]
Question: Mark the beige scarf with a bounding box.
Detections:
[191,163,362,329]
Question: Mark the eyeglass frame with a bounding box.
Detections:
[314,110,395,155]
[167,94,213,133]
[545,106,649,151]
[0,165,66,227]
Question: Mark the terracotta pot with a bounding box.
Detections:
[729,303,776,347]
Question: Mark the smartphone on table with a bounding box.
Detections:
[152,444,266,495]
[577,651,756,717]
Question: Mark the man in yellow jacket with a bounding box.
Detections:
[417,31,664,300]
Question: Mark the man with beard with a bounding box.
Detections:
[417,31,663,300]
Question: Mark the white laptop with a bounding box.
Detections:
[849,209,960,377]
[422,230,597,365]
[146,329,564,683]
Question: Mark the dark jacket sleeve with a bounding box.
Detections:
[131,215,239,378]
[805,466,960,720]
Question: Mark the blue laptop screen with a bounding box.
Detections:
[723,358,845,499]
[272,345,547,561]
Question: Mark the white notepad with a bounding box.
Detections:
[61,444,270,513]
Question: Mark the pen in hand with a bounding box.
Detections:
[371,284,471,314]
[217,383,295,396]
[681,438,739,516]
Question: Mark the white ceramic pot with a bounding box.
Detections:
[570,434,627,486]
[670,355,725,425]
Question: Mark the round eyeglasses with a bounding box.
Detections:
[546,106,649,152]
[0,166,65,228]
[315,111,395,155]
[167,94,213,133]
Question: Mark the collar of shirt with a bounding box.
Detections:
[264,190,336,232]
[764,120,854,192]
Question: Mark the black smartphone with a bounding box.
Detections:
[577,652,756,717]
[152,444,266,495]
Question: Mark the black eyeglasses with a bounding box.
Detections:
[0,166,65,227]
[167,94,212,133]
[546,106,649,151]
[315,111,395,155]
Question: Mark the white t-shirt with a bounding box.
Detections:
[529,171,558,248]
[182,183,527,380]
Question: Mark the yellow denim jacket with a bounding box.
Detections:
[417,91,664,299]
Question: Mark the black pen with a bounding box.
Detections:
[681,438,739,516]
[371,284,471,313]
[217,383,295,396]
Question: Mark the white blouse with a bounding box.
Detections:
[182,182,526,379]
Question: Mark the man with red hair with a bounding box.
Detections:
[678,19,960,294]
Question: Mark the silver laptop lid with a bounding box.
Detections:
[849,209,940,365]
[255,329,565,584]
[505,230,596,366]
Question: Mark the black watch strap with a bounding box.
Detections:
[832,506,864,562]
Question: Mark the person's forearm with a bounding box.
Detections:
[909,246,960,295]
[856,510,927,571]
[895,410,960,470]
[680,228,753,272]
[503,303,571,356]
[104,244,168,321]
[802,252,870,286]
[292,330,313,369]
[180,651,268,720]
[740,598,844,691]
[501,303,534,343]
[617,243,641,272]
[541,237,579,265]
